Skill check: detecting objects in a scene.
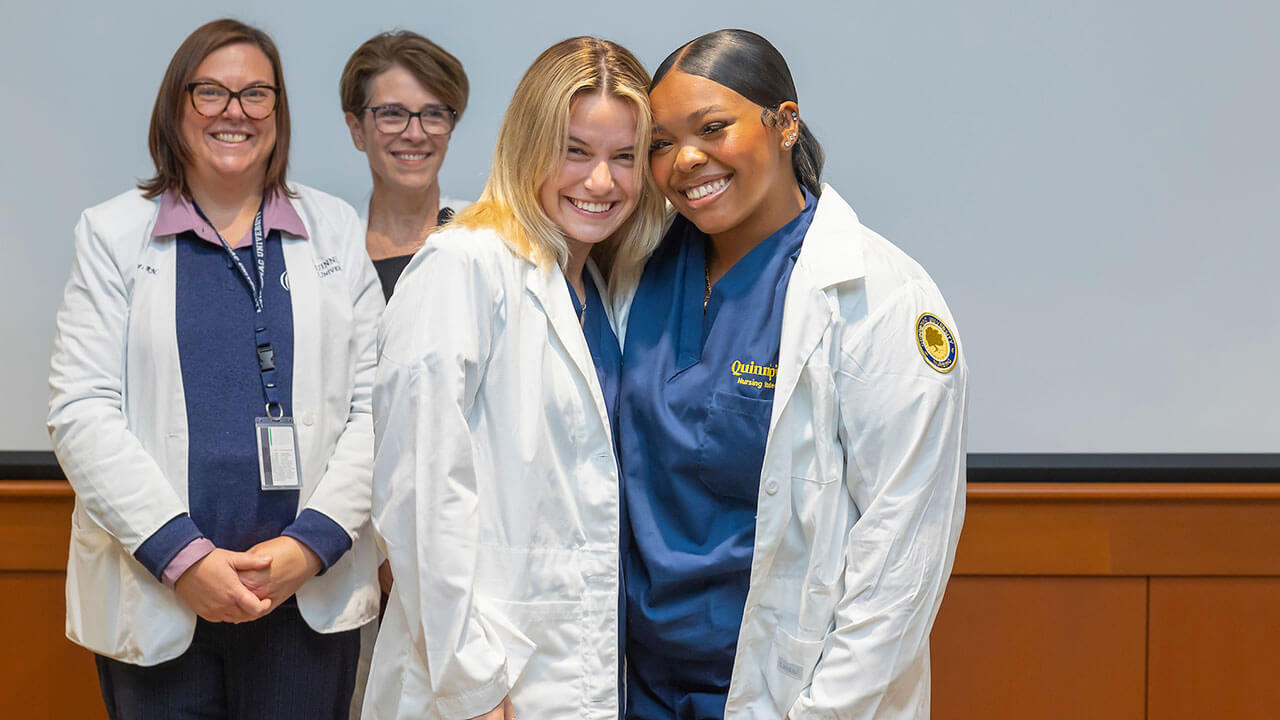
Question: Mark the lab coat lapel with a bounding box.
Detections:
[282,232,319,502]
[525,262,611,430]
[769,185,866,428]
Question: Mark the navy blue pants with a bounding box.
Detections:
[95,606,360,720]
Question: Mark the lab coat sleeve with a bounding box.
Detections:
[47,210,189,552]
[372,238,513,719]
[789,280,967,720]
[296,204,382,539]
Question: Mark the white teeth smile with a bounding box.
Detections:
[683,177,729,200]
[393,152,428,161]
[212,133,248,143]
[569,199,613,214]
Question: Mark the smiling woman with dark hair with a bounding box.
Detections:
[48,18,381,720]
[614,28,970,720]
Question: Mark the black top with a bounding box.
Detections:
[371,206,456,301]
[373,255,413,301]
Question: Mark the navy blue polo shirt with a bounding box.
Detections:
[619,189,817,720]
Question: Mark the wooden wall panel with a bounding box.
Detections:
[0,481,73,571]
[1148,578,1280,720]
[0,572,105,719]
[956,484,1280,576]
[931,576,1147,720]
[5,480,1280,719]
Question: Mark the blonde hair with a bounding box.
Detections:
[452,37,665,293]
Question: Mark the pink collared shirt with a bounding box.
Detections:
[152,189,309,247]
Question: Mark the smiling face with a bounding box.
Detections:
[180,42,278,193]
[346,64,451,197]
[537,92,640,251]
[648,70,801,246]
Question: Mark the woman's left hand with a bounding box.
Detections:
[238,536,324,610]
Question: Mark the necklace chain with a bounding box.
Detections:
[704,259,712,311]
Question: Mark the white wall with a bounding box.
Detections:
[3,0,1277,452]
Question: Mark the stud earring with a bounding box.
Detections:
[784,133,797,147]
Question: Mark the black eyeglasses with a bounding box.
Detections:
[186,81,279,120]
[364,104,457,135]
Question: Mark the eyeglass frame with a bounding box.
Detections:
[362,104,458,136]
[185,81,280,120]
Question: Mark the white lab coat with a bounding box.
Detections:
[350,191,473,720]
[365,226,620,720]
[615,185,968,719]
[48,184,383,666]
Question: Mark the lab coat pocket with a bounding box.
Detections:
[479,598,584,717]
[66,521,192,663]
[698,389,773,502]
[763,627,826,714]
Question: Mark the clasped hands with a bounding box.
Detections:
[173,536,322,623]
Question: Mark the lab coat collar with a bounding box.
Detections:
[792,184,866,289]
[152,188,309,246]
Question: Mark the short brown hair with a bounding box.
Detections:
[138,19,292,200]
[339,31,469,121]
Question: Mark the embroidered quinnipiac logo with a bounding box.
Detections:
[915,313,957,374]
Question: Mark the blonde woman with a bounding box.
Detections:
[363,37,665,720]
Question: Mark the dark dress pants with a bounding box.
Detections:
[95,606,360,720]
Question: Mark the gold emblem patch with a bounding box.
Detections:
[916,313,957,373]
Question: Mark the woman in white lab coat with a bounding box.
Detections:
[364,37,665,720]
[615,29,969,719]
[47,18,380,720]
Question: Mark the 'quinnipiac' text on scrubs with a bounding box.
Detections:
[620,189,817,720]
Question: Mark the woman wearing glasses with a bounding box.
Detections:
[342,31,471,301]
[364,37,664,720]
[616,30,968,719]
[48,19,381,719]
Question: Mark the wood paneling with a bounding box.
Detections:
[0,481,73,571]
[0,481,102,718]
[931,576,1147,720]
[5,480,1280,719]
[0,572,105,719]
[1148,578,1280,720]
[956,483,1280,576]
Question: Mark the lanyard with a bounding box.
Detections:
[193,198,285,420]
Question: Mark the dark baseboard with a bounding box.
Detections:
[4,450,1278,483]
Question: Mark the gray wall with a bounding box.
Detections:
[3,0,1277,452]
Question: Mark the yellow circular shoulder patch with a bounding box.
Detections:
[916,313,957,374]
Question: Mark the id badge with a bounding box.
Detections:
[256,417,302,491]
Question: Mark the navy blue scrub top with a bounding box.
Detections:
[568,271,622,436]
[619,189,817,720]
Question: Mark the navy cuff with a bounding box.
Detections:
[133,514,204,580]
[282,509,352,574]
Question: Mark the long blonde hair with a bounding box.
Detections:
[452,37,665,293]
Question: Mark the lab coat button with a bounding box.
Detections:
[764,479,780,495]
[300,412,315,426]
